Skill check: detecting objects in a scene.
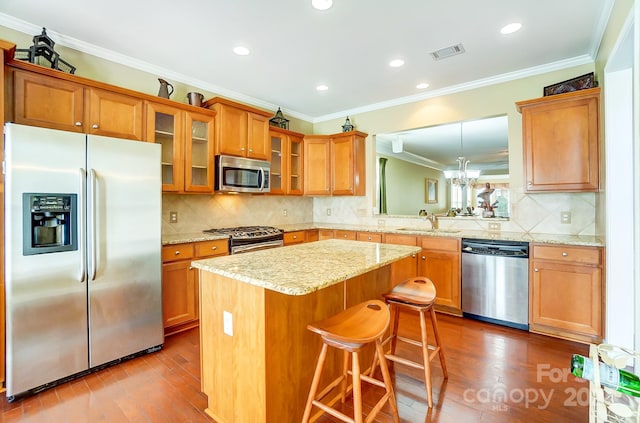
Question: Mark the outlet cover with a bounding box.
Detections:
[561,211,571,224]
[169,211,178,223]
[223,311,233,336]
[326,208,332,216]
[488,222,501,231]
[282,209,288,216]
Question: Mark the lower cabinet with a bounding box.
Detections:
[162,239,229,336]
[383,233,461,315]
[529,243,604,343]
[417,237,461,315]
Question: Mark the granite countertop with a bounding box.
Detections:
[162,223,604,247]
[162,232,229,245]
[191,239,421,296]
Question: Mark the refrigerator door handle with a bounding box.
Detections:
[78,168,87,282]
[88,168,97,281]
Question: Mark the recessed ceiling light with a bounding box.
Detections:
[416,82,429,89]
[500,23,522,35]
[233,46,250,56]
[389,59,405,68]
[312,0,333,10]
[316,84,329,91]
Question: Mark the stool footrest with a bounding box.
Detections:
[312,400,354,423]
[385,353,425,370]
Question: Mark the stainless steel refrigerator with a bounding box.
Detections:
[4,123,163,399]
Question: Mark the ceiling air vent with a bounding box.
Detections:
[430,43,465,60]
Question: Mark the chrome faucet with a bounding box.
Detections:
[426,213,438,229]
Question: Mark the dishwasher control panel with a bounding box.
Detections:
[461,238,528,258]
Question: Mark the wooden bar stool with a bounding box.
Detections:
[378,276,448,408]
[301,299,399,423]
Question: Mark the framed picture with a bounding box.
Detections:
[543,72,597,96]
[426,178,438,204]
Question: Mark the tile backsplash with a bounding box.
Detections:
[163,188,597,237]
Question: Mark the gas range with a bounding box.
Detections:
[203,226,284,254]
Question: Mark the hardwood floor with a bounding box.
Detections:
[1,313,589,422]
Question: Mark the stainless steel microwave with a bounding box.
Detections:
[215,155,271,193]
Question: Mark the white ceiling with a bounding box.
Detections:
[0,0,613,122]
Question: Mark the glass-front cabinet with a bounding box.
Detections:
[184,111,214,192]
[270,128,303,195]
[146,102,215,193]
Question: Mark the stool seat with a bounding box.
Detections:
[384,276,437,306]
[308,300,389,350]
[302,299,399,423]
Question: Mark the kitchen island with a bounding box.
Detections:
[191,239,421,423]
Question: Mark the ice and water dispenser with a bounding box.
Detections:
[23,193,77,255]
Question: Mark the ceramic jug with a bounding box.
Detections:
[158,78,174,99]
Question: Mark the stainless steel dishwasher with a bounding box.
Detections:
[461,238,529,330]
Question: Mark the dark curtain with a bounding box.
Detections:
[379,157,388,214]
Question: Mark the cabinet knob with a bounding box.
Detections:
[534,268,539,272]
[527,181,532,186]
[411,254,417,258]
[240,147,245,151]
[211,246,217,250]
[92,124,99,129]
[249,148,253,152]
[421,256,426,260]
[293,235,297,239]
[562,252,568,257]
[75,121,82,127]
[174,251,181,255]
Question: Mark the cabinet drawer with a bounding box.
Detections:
[196,239,229,257]
[532,244,601,265]
[284,231,306,245]
[419,236,459,252]
[357,232,382,243]
[162,243,195,262]
[384,233,417,246]
[334,230,357,240]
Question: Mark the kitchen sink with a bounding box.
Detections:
[396,227,461,234]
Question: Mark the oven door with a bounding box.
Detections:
[231,239,283,254]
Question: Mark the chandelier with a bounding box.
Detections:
[443,122,480,187]
[444,157,480,187]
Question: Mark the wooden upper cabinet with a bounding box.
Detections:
[207,97,271,160]
[270,128,304,195]
[12,68,144,140]
[146,102,215,193]
[86,88,144,140]
[516,88,600,193]
[12,69,85,132]
[303,136,332,195]
[331,132,366,195]
[303,131,367,196]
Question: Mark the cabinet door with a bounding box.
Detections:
[530,260,602,339]
[146,102,184,192]
[162,260,198,330]
[13,70,85,132]
[247,112,269,160]
[87,88,144,140]
[288,135,304,195]
[304,137,331,195]
[418,249,461,312]
[270,131,286,194]
[331,133,365,196]
[216,103,248,156]
[519,88,600,192]
[184,111,215,193]
[385,234,419,286]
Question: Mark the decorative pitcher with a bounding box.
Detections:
[158,78,174,99]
